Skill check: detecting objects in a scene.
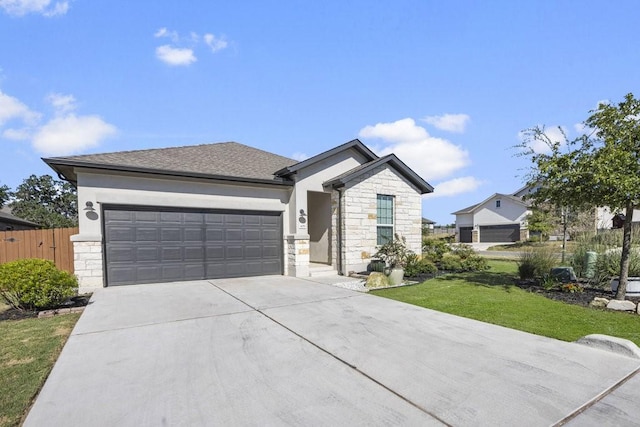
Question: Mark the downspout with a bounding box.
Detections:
[336,187,344,276]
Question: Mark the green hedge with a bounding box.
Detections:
[0,259,78,310]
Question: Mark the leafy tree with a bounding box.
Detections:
[526,207,554,242]
[518,93,640,300]
[9,174,78,228]
[0,183,9,208]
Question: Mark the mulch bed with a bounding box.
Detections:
[515,280,640,307]
[0,294,91,322]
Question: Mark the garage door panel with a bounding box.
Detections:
[245,229,261,241]
[108,247,134,262]
[226,246,245,259]
[107,227,135,242]
[136,228,159,242]
[160,212,182,223]
[245,246,262,258]
[184,228,204,241]
[105,207,283,286]
[225,229,243,241]
[160,228,182,241]
[184,246,204,261]
[137,247,160,262]
[262,245,280,257]
[205,228,224,241]
[135,211,158,222]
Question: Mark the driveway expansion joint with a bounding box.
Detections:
[551,365,640,426]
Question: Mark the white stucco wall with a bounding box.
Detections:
[339,165,422,274]
[473,196,529,226]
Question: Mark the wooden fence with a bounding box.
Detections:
[0,227,78,273]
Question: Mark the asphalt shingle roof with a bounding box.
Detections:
[45,142,298,184]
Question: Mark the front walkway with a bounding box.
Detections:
[25,276,640,426]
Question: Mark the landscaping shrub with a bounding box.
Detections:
[404,253,437,277]
[422,238,450,263]
[0,259,78,310]
[450,244,489,271]
[517,247,557,280]
[440,253,463,271]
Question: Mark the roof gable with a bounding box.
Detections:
[323,154,434,194]
[452,192,529,215]
[274,139,377,177]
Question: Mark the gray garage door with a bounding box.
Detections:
[479,224,520,243]
[459,227,473,243]
[104,207,283,286]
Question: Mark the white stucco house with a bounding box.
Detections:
[453,186,532,243]
[45,139,432,292]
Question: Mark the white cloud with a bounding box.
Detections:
[359,118,470,181]
[204,33,228,52]
[47,92,76,115]
[0,0,69,16]
[2,127,31,140]
[291,152,308,161]
[155,45,197,66]
[32,114,116,155]
[422,113,470,133]
[0,90,40,126]
[154,28,229,66]
[424,176,483,199]
[0,89,116,155]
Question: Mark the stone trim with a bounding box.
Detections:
[284,234,310,277]
[73,241,104,292]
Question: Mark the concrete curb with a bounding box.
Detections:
[575,334,640,359]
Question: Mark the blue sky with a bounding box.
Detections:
[1,1,639,224]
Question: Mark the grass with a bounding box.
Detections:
[0,313,80,427]
[373,260,640,346]
[488,241,577,252]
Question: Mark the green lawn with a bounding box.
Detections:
[373,260,640,346]
[0,313,80,427]
[488,241,577,252]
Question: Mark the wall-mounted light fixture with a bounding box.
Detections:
[84,201,95,211]
[298,209,307,224]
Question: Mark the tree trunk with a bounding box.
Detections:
[616,202,634,300]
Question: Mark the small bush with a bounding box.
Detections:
[450,244,489,271]
[517,247,557,280]
[422,239,450,263]
[440,253,463,271]
[404,253,437,277]
[0,259,78,310]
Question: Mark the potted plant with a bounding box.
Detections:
[373,234,412,286]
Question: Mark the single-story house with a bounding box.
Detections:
[44,139,432,292]
[0,207,42,231]
[452,186,531,243]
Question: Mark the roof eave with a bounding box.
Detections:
[43,158,295,187]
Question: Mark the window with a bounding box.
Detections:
[496,200,501,208]
[377,194,394,245]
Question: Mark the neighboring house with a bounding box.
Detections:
[422,218,435,230]
[44,139,432,292]
[452,186,532,243]
[595,207,640,230]
[0,207,41,231]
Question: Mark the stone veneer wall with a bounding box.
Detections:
[284,235,310,277]
[73,241,104,293]
[341,165,422,274]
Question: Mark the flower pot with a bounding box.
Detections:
[386,267,405,286]
[610,277,640,297]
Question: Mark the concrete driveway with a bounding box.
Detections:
[25,276,640,426]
